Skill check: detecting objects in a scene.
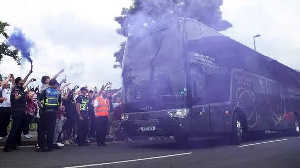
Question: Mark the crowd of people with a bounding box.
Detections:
[0,68,125,152]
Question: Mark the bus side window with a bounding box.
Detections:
[206,74,231,102]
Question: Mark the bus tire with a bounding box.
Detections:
[284,113,300,136]
[230,112,247,145]
[292,114,300,136]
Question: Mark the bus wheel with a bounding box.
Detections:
[285,114,300,136]
[293,114,300,136]
[230,112,246,145]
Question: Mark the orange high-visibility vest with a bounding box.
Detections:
[95,96,110,116]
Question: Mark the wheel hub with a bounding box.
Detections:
[295,119,300,133]
[236,120,243,139]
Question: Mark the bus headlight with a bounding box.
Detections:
[121,113,129,120]
[167,109,189,118]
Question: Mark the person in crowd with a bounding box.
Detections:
[23,77,36,89]
[3,69,32,152]
[94,90,110,146]
[41,68,65,91]
[52,82,70,148]
[76,87,90,146]
[22,87,37,139]
[106,91,114,139]
[37,79,61,152]
[0,74,15,140]
[62,86,78,144]
[53,93,66,149]
[88,90,96,138]
[111,97,123,142]
[106,88,121,140]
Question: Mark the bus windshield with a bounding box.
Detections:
[122,22,186,111]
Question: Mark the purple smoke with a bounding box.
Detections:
[118,0,231,36]
[8,28,34,63]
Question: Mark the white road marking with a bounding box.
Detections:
[238,139,288,148]
[63,152,193,168]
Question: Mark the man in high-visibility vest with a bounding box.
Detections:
[93,90,110,146]
[37,79,61,152]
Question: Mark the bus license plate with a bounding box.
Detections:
[140,126,156,131]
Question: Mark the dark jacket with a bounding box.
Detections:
[10,85,26,110]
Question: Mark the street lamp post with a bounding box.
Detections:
[253,34,260,51]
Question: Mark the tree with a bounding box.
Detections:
[0,21,19,64]
[113,42,126,68]
[113,0,232,68]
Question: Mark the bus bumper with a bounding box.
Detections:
[121,111,191,137]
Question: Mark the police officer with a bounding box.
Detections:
[76,87,90,146]
[38,79,61,152]
[3,77,27,152]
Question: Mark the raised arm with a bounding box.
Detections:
[51,68,64,80]
[60,82,71,90]
[1,75,10,87]
[95,82,111,97]
[23,78,35,89]
[111,89,121,99]
[23,69,33,83]
[59,76,67,86]
[10,74,15,88]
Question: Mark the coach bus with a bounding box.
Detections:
[120,18,300,144]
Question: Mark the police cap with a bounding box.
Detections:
[49,79,59,86]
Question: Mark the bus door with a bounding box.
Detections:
[191,104,211,134]
[189,65,211,134]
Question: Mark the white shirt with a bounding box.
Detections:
[93,99,99,107]
[0,87,11,107]
[41,84,49,91]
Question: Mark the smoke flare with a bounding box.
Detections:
[8,28,34,63]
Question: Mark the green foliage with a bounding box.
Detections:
[113,42,126,69]
[0,21,19,64]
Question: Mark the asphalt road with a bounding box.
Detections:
[0,134,300,168]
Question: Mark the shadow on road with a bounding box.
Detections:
[128,132,295,150]
[128,137,228,150]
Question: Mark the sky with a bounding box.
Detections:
[0,0,299,90]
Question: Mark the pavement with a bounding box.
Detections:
[0,131,144,147]
[0,132,38,147]
[0,131,162,147]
